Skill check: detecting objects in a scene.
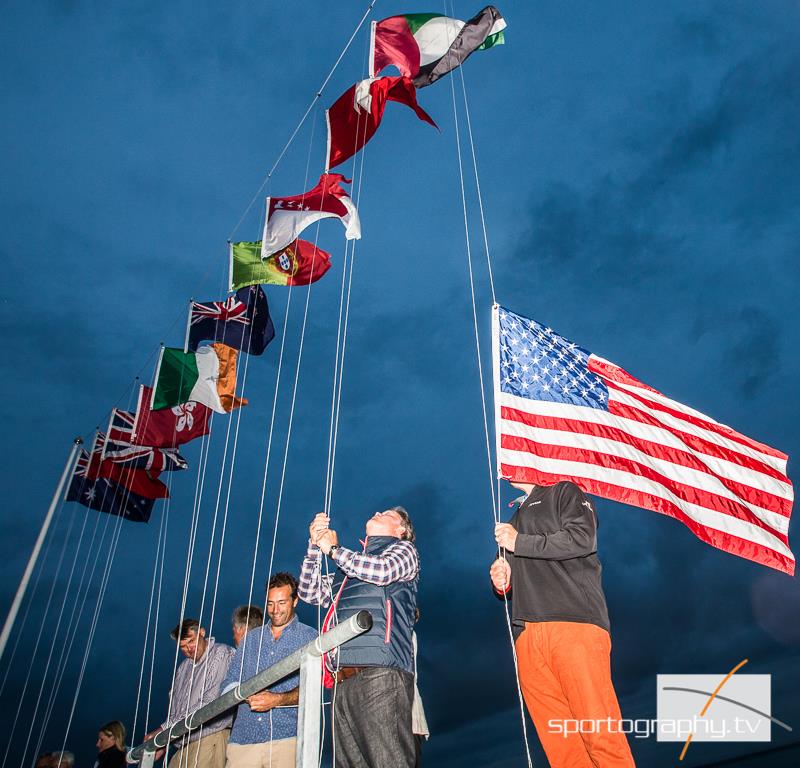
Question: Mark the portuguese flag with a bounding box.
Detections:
[229,239,332,291]
[151,343,247,414]
[370,5,506,88]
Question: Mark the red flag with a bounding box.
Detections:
[103,462,169,500]
[86,432,169,500]
[261,173,361,259]
[325,76,437,170]
[132,385,212,448]
[274,239,333,286]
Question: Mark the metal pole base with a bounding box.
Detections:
[296,651,322,768]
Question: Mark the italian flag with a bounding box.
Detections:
[151,343,247,414]
[370,5,506,88]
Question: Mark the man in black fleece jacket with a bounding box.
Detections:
[490,480,635,767]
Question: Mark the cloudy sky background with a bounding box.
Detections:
[1,1,799,766]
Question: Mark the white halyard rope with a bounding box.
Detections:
[444,4,533,762]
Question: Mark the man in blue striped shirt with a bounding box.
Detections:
[220,573,316,768]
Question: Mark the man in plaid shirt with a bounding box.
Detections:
[299,507,420,768]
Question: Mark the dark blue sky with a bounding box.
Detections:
[1,2,799,767]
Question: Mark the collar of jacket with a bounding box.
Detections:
[363,534,402,554]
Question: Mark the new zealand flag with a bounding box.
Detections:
[187,285,275,355]
[66,450,155,523]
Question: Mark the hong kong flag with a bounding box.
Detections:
[130,385,212,448]
[260,173,361,259]
[326,76,437,169]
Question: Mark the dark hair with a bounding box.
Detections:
[390,505,415,542]
[170,618,200,641]
[266,572,298,600]
[232,604,264,630]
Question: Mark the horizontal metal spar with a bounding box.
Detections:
[127,610,372,763]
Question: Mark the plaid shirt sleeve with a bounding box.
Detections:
[331,540,419,585]
[298,542,334,606]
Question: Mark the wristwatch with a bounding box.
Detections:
[328,545,339,558]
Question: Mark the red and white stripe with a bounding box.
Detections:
[494,334,795,575]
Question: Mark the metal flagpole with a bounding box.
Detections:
[183,298,193,354]
[0,437,83,663]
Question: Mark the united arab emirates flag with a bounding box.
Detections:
[370,6,506,87]
[230,239,332,291]
[151,343,247,414]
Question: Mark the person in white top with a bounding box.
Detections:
[412,609,430,767]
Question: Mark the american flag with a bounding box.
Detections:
[492,305,795,574]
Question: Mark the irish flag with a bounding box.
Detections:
[151,343,247,414]
[370,6,506,88]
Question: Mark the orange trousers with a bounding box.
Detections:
[515,622,636,768]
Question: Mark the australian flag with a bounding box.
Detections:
[66,450,155,523]
[187,285,275,355]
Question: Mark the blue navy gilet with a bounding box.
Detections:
[327,536,418,674]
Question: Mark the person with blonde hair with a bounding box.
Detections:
[95,721,126,768]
